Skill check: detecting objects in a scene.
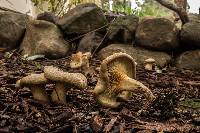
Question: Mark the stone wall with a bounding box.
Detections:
[0,3,200,71]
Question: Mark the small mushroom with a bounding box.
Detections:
[70,52,91,69]
[16,73,49,102]
[93,53,155,108]
[44,66,87,104]
[144,58,155,71]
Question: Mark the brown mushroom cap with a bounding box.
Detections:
[145,58,155,63]
[16,73,48,87]
[44,66,87,88]
[15,73,49,103]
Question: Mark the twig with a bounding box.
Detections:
[66,23,109,43]
[103,116,118,132]
[92,18,117,57]
[183,81,200,86]
[91,30,109,58]
[155,0,189,24]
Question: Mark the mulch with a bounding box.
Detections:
[0,51,200,132]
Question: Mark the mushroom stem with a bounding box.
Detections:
[31,85,49,102]
[119,76,155,101]
[93,79,106,95]
[51,82,66,104]
[97,94,121,108]
[145,64,153,71]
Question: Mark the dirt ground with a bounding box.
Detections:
[0,51,200,132]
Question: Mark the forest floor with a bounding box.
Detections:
[0,51,200,133]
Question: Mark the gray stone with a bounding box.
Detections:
[188,13,200,23]
[56,3,108,35]
[20,20,70,59]
[77,32,103,53]
[175,50,200,71]
[0,11,27,50]
[37,12,58,24]
[107,15,139,44]
[135,18,179,51]
[98,44,171,67]
[180,22,200,48]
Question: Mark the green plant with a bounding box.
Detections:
[35,62,42,70]
[135,0,173,17]
[31,0,69,16]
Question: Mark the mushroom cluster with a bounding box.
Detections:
[16,66,87,104]
[93,53,155,108]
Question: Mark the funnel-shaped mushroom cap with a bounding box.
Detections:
[94,53,136,96]
[94,53,155,108]
[16,73,48,87]
[44,66,87,88]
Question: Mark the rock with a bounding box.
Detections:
[0,11,27,50]
[56,3,108,35]
[180,22,200,48]
[37,12,58,24]
[77,32,103,53]
[188,13,200,23]
[135,18,179,51]
[175,50,200,71]
[98,44,171,67]
[20,20,70,59]
[107,15,139,44]
[104,11,124,22]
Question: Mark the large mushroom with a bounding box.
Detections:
[44,66,87,104]
[93,53,155,108]
[16,73,49,103]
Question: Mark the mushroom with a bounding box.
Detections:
[70,52,91,69]
[144,58,155,71]
[16,73,49,102]
[44,66,87,104]
[93,53,155,108]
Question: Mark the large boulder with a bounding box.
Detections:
[188,13,200,23]
[56,3,108,35]
[0,11,27,50]
[135,18,179,51]
[37,12,58,24]
[77,32,103,53]
[98,44,171,67]
[20,20,70,59]
[175,50,200,71]
[107,15,139,44]
[180,22,200,48]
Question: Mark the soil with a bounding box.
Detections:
[0,51,200,133]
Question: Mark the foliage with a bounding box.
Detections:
[101,0,172,17]
[31,0,102,16]
[112,1,133,15]
[135,0,173,17]
[30,0,173,17]
[31,0,69,16]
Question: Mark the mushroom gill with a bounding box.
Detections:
[93,53,155,108]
